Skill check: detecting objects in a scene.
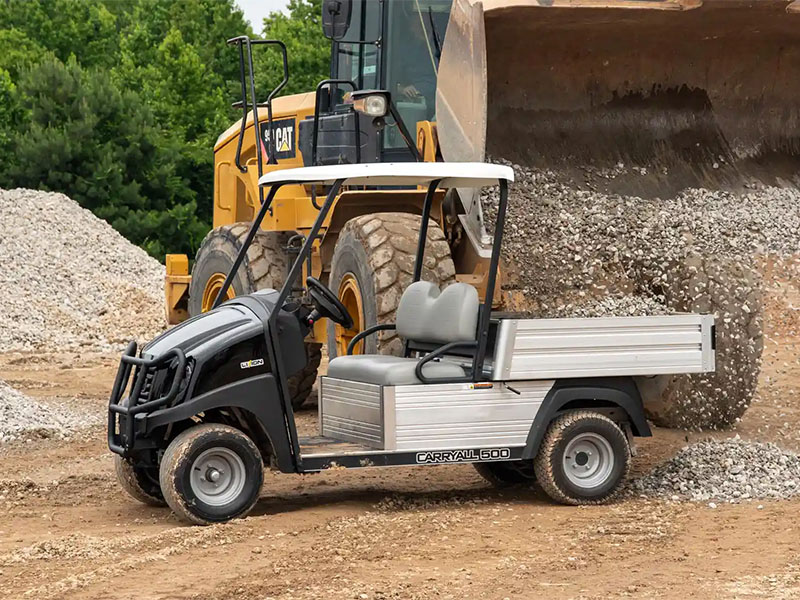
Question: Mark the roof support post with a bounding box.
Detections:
[472,178,508,379]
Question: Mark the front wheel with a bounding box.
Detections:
[534,411,630,505]
[159,424,264,525]
[114,454,166,506]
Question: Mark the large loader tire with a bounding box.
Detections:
[327,213,456,359]
[637,254,764,429]
[189,224,321,410]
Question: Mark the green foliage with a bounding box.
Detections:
[0,0,331,261]
[0,0,118,69]
[0,69,23,178]
[0,29,50,80]
[257,0,329,96]
[7,57,203,257]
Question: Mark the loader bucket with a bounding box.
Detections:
[438,0,800,197]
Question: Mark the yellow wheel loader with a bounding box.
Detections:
[165,0,800,412]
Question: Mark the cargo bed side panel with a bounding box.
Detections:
[493,315,714,380]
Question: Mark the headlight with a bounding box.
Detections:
[346,91,389,117]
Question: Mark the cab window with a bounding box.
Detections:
[383,0,450,149]
[333,0,381,100]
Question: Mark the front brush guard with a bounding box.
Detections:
[108,341,186,456]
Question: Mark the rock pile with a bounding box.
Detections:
[0,379,97,444]
[0,188,166,352]
[631,438,800,502]
[480,160,800,428]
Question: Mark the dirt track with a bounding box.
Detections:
[2,281,800,599]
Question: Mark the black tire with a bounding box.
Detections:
[473,461,536,488]
[326,213,456,358]
[638,254,764,429]
[189,224,319,408]
[288,342,322,411]
[534,411,630,505]
[114,395,166,507]
[159,424,264,525]
[114,454,166,507]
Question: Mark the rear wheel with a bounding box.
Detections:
[159,424,263,525]
[473,461,536,488]
[327,213,456,358]
[534,411,630,505]
[189,224,320,409]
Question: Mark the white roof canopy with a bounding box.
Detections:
[257,162,514,188]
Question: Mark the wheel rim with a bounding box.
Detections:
[335,273,364,356]
[201,273,235,313]
[562,432,615,489]
[190,447,246,506]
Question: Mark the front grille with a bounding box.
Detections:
[137,368,157,403]
[133,361,182,407]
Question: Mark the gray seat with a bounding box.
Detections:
[327,281,479,386]
[325,354,466,386]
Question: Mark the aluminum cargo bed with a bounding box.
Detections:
[491,314,715,381]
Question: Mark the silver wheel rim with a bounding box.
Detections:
[562,432,615,489]
[190,447,246,506]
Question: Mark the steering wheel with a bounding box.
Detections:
[306,276,354,329]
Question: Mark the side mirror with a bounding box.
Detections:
[321,0,352,41]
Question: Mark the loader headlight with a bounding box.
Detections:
[346,90,389,118]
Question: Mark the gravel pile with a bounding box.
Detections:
[0,379,97,444]
[0,188,166,352]
[631,438,800,502]
[479,160,800,428]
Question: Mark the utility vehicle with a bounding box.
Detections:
[109,159,715,524]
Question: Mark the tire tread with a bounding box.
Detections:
[159,423,263,525]
[330,213,455,357]
[533,410,630,505]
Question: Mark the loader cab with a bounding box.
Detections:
[299,0,452,166]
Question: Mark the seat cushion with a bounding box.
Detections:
[396,281,479,345]
[327,354,466,386]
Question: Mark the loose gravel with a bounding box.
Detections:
[0,188,166,352]
[631,438,800,503]
[0,379,97,444]
[480,160,800,428]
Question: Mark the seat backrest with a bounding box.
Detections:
[396,281,479,345]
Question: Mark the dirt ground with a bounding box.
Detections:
[2,277,800,599]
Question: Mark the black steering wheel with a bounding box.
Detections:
[306,276,354,329]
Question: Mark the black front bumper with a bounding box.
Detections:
[107,341,186,457]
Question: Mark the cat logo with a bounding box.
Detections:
[260,118,296,161]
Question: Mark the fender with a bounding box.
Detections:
[145,374,296,473]
[521,377,651,460]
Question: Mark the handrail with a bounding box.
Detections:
[346,323,396,355]
[311,78,359,167]
[414,340,478,384]
[226,37,290,207]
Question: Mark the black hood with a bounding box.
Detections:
[143,304,262,361]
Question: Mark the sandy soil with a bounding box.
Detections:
[2,278,800,599]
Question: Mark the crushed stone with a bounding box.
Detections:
[0,188,166,352]
[631,438,800,502]
[480,160,800,428]
[0,379,98,445]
